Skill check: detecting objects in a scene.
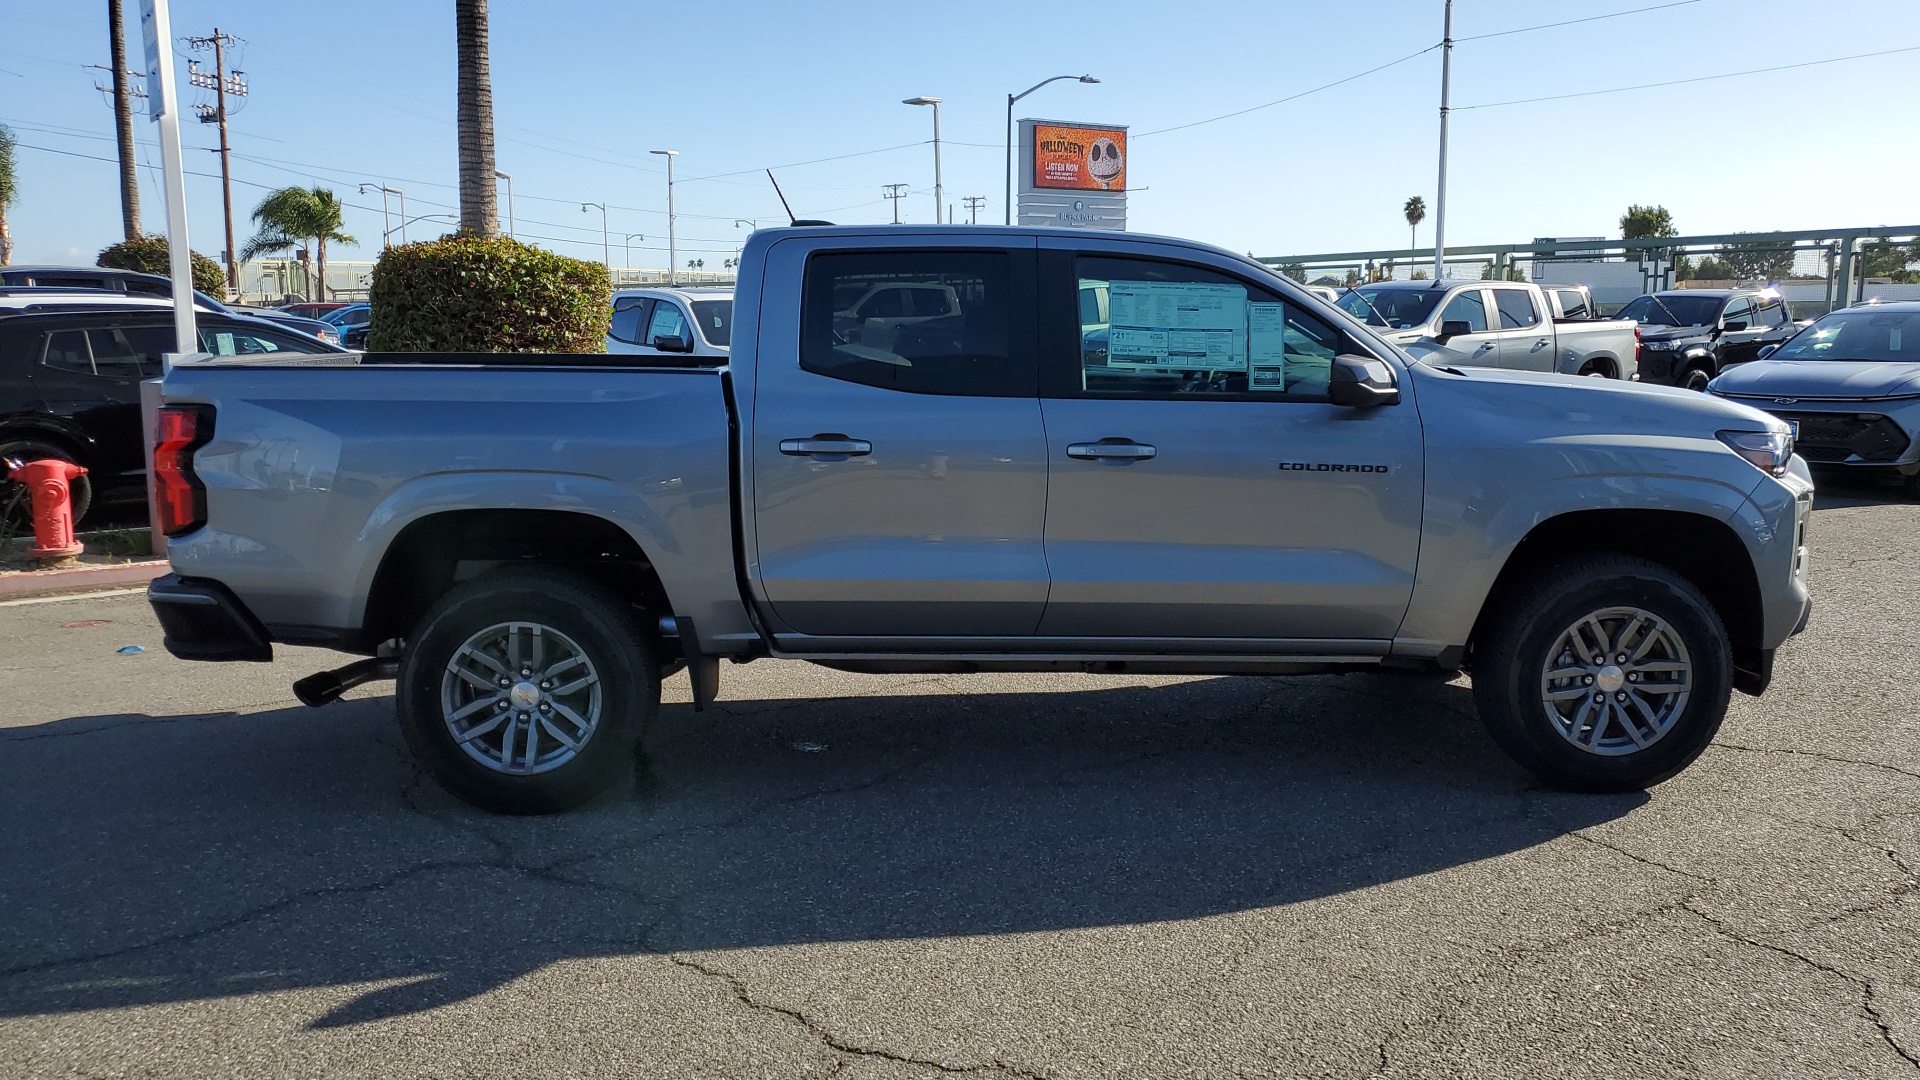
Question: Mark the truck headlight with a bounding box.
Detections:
[1644,340,1676,351]
[1718,430,1793,477]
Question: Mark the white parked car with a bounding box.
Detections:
[606,287,732,359]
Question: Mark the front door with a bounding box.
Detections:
[1435,287,1500,367]
[1716,296,1768,366]
[1033,243,1425,644]
[749,240,1050,640]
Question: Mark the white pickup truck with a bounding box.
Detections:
[1338,280,1639,380]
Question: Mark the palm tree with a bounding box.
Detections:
[1403,195,1426,254]
[241,186,355,300]
[0,124,17,265]
[456,0,498,236]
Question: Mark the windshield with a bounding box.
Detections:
[1335,287,1445,329]
[1774,309,1920,363]
[690,299,732,347]
[1618,294,1722,327]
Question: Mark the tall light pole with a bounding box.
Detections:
[581,202,609,268]
[358,183,402,249]
[622,232,644,273]
[494,169,514,238]
[1432,0,1453,281]
[1005,74,1097,226]
[903,97,943,224]
[651,149,679,284]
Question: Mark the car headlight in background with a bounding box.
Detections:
[1718,429,1794,477]
[1643,340,1676,351]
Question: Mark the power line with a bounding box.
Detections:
[1456,42,1920,110]
[1455,0,1705,42]
[1136,44,1440,138]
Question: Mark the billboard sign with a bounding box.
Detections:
[1030,123,1127,192]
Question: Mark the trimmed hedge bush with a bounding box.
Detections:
[97,235,227,296]
[367,234,611,352]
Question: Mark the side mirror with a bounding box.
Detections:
[1722,320,1748,333]
[1329,354,1400,408]
[1435,319,1472,345]
[651,333,693,353]
[1756,344,1778,361]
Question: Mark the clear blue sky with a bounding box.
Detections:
[4,0,1917,269]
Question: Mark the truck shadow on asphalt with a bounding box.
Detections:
[0,671,1644,1026]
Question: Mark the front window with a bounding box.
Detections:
[1773,310,1920,363]
[1335,286,1445,329]
[801,250,1020,396]
[1439,289,1488,333]
[690,298,732,347]
[1618,294,1723,327]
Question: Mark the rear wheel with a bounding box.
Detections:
[1472,554,1732,792]
[1577,360,1615,379]
[0,439,92,533]
[396,567,658,814]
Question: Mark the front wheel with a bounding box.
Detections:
[396,568,659,814]
[1680,366,1713,392]
[1471,554,1732,792]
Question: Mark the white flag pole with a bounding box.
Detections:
[141,0,196,368]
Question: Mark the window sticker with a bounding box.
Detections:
[1105,280,1247,371]
[215,332,236,356]
[1248,302,1289,391]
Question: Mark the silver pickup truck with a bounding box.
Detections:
[147,225,1812,813]
[1338,279,1640,380]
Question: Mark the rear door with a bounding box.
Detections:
[1031,239,1424,644]
[1490,287,1553,370]
[747,237,1050,640]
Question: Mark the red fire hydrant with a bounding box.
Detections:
[5,458,87,566]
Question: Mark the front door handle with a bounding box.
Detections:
[780,435,873,458]
[1067,439,1157,462]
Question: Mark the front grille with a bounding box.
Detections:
[1772,411,1910,463]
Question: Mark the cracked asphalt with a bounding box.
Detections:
[1,483,1915,1079]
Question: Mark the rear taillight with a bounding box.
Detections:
[154,405,213,536]
[1633,325,1643,362]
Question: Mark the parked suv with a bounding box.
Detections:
[1621,288,1798,391]
[0,308,341,522]
[0,266,339,344]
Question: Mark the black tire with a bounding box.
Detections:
[1679,366,1713,392]
[395,567,658,814]
[0,439,93,529]
[1577,360,1614,379]
[1471,554,1732,792]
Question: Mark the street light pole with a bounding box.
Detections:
[622,233,644,274]
[581,202,609,268]
[358,183,401,249]
[651,149,679,285]
[1432,0,1453,281]
[903,97,943,224]
[1004,74,1098,226]
[494,169,514,239]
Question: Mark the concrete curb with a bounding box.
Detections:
[0,560,170,601]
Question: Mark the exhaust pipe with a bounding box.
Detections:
[293,657,400,708]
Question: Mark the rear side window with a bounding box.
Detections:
[610,296,653,344]
[1494,289,1539,329]
[1753,297,1787,326]
[1439,290,1488,332]
[801,250,1022,396]
[89,326,168,378]
[690,299,732,346]
[42,330,94,374]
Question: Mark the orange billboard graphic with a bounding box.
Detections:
[1032,124,1126,191]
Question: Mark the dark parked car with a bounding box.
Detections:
[1709,301,1920,496]
[0,308,342,523]
[1619,287,1799,391]
[0,266,339,344]
[278,301,351,320]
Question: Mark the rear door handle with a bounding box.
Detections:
[780,436,872,457]
[1067,440,1157,462]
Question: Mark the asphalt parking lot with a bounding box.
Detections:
[2,484,1916,1079]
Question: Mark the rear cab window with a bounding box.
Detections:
[801,249,1029,396]
[1494,289,1540,329]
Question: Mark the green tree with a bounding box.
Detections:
[1403,195,1426,252]
[1688,256,1735,281]
[240,186,355,301]
[1620,204,1677,239]
[1860,238,1920,283]
[0,123,16,265]
[1717,235,1793,281]
[1275,262,1307,283]
[456,0,499,236]
[97,235,226,295]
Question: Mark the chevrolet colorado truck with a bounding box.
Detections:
[146,225,1814,813]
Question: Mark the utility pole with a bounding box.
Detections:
[651,149,678,285]
[962,196,985,225]
[1431,0,1453,282]
[883,183,908,224]
[107,0,141,240]
[186,28,245,293]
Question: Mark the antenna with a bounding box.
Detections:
[767,169,796,223]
